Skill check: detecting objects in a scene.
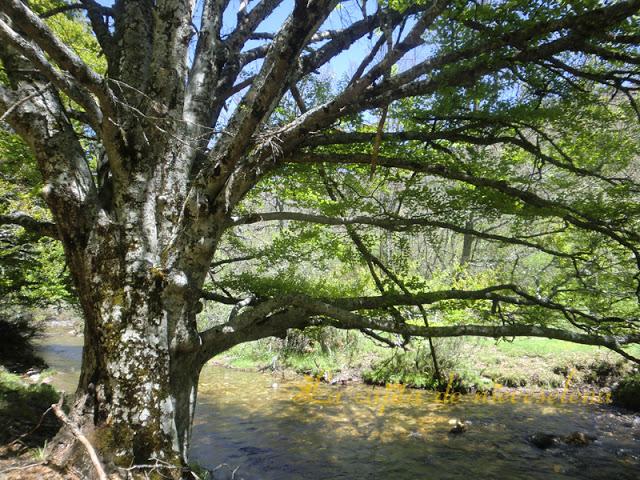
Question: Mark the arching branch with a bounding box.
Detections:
[198,290,640,363]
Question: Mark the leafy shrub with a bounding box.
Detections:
[612,372,640,411]
[363,349,441,390]
[582,358,628,386]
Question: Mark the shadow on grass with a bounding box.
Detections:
[0,371,60,452]
[0,315,60,459]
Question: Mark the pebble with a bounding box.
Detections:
[563,432,596,446]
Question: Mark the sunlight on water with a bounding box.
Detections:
[192,364,640,479]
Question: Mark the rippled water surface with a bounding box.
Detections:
[37,330,640,479]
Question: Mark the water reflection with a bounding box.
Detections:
[35,331,83,393]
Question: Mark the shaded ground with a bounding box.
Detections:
[0,314,70,479]
[0,368,72,479]
[0,314,48,374]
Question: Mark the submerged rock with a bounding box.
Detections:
[449,420,468,434]
[528,431,597,449]
[528,432,559,449]
[563,431,596,446]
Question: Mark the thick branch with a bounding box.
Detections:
[301,129,634,186]
[225,0,284,52]
[1,0,114,113]
[0,82,51,123]
[40,2,112,19]
[0,212,59,239]
[0,19,102,126]
[314,314,640,353]
[199,306,310,362]
[199,291,640,363]
[274,0,640,156]
[288,153,640,251]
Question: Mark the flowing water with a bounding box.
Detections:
[36,329,640,480]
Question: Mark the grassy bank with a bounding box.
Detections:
[213,329,639,393]
[0,368,59,446]
[0,367,64,479]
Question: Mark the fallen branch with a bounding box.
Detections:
[51,396,107,480]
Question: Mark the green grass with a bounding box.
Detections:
[451,337,633,389]
[487,337,640,358]
[219,344,363,377]
[215,331,386,378]
[491,337,599,355]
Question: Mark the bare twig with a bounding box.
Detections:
[212,462,241,479]
[8,406,53,446]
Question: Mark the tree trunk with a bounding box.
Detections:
[459,217,475,267]
[47,282,204,478]
[48,288,202,475]
[44,203,214,478]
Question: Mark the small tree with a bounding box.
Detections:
[1,0,640,476]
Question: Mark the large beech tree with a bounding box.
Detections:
[2,0,640,477]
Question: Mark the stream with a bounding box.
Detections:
[36,329,640,479]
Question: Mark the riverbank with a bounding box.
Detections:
[15,310,640,394]
[211,333,639,395]
[0,368,68,480]
[0,312,79,479]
